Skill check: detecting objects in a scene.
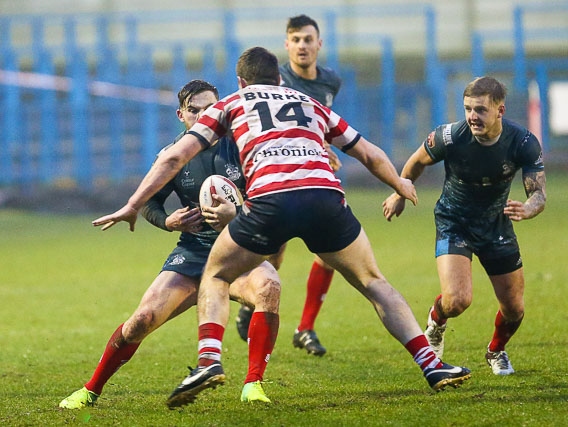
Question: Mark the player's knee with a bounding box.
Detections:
[443,297,471,317]
[252,278,281,312]
[501,305,524,322]
[255,277,281,299]
[123,310,156,342]
[511,309,524,323]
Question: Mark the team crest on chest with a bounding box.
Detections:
[225,164,242,181]
[181,170,195,189]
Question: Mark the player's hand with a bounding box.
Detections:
[92,205,139,231]
[324,141,342,172]
[504,199,528,222]
[382,192,406,221]
[395,178,417,206]
[201,195,237,232]
[165,206,204,233]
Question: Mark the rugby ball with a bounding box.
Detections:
[199,175,243,208]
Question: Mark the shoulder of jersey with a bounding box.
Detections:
[318,65,341,81]
[199,175,244,208]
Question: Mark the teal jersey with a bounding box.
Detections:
[141,135,244,247]
[424,118,544,219]
[279,62,341,107]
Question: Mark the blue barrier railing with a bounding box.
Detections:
[0,3,566,188]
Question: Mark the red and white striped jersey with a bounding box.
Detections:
[188,84,360,199]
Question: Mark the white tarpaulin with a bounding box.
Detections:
[549,81,568,135]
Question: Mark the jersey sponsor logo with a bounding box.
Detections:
[442,124,453,145]
[181,171,196,189]
[253,145,324,163]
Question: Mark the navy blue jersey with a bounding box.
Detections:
[424,118,544,219]
[279,62,341,107]
[141,134,244,247]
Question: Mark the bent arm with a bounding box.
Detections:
[522,170,547,216]
[504,170,546,221]
[127,134,205,211]
[346,137,417,204]
[400,144,435,182]
[141,186,172,231]
[92,133,205,231]
[382,144,435,220]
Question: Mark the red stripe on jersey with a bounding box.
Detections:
[310,104,352,144]
[221,93,241,106]
[241,135,331,179]
[246,160,338,197]
[232,122,249,144]
[199,114,226,137]
[227,104,245,127]
[257,160,331,175]
[313,104,329,121]
[189,86,358,200]
[311,109,328,136]
[247,177,343,198]
[327,117,350,139]
[197,96,240,137]
[250,128,324,150]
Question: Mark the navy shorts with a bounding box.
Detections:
[228,189,362,255]
[435,210,522,275]
[160,241,210,278]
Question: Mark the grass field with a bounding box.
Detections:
[1,172,567,426]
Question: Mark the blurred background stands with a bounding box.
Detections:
[0,0,566,196]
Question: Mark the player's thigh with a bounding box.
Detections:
[122,271,199,340]
[318,228,383,292]
[266,243,287,271]
[204,227,267,284]
[136,271,199,321]
[436,254,473,301]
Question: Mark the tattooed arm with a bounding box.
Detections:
[504,170,547,221]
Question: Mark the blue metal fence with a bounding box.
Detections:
[0,4,566,188]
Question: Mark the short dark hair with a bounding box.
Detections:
[286,14,320,36]
[236,47,280,86]
[177,79,219,108]
[463,76,507,105]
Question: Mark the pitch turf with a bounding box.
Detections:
[1,172,566,426]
